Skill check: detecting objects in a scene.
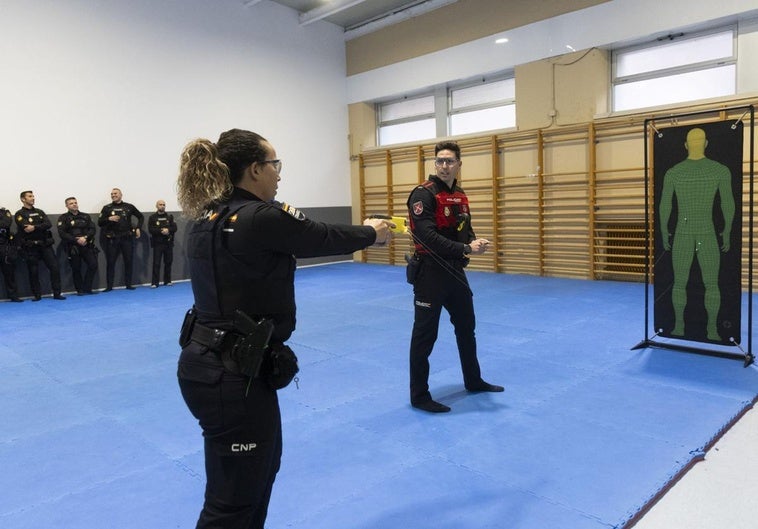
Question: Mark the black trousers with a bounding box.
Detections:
[178,343,282,529]
[409,259,482,404]
[104,236,134,289]
[151,243,173,286]
[0,253,18,299]
[24,245,62,297]
[67,245,98,293]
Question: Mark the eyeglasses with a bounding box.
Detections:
[434,157,459,167]
[260,159,282,173]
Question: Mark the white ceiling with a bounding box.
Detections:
[243,0,457,38]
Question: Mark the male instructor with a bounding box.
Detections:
[406,141,503,413]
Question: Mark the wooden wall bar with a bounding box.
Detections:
[358,98,757,287]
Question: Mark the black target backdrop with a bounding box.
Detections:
[653,121,743,345]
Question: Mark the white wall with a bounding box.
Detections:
[0,0,349,215]
[346,0,758,104]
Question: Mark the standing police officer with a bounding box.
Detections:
[406,141,502,413]
[98,188,143,291]
[58,197,99,295]
[0,206,22,302]
[15,191,65,301]
[176,128,392,529]
[147,199,177,288]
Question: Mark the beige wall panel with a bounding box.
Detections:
[596,135,644,169]
[517,49,609,130]
[515,60,555,131]
[346,0,610,76]
[553,48,610,123]
[459,155,492,185]
[543,142,587,175]
[392,160,422,188]
[348,102,377,156]
[501,145,540,178]
[363,164,390,188]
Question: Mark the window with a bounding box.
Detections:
[449,77,516,136]
[377,95,436,146]
[376,75,515,146]
[612,28,736,112]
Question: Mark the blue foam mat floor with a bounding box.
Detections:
[1,262,757,529]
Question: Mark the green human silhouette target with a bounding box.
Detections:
[654,121,743,345]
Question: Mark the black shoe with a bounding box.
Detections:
[104,287,113,292]
[53,294,66,300]
[85,290,99,295]
[412,399,451,413]
[32,295,42,302]
[10,297,23,302]
[466,380,504,393]
[76,291,84,296]
[125,286,136,290]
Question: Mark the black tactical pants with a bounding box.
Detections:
[104,236,134,289]
[409,258,482,404]
[24,245,62,297]
[68,245,98,293]
[151,243,173,286]
[178,343,282,529]
[0,246,18,299]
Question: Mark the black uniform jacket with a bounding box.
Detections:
[98,201,143,237]
[148,212,177,246]
[57,211,96,247]
[0,208,14,245]
[14,207,54,246]
[188,187,376,344]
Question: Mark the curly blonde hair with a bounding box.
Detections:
[177,139,233,220]
[177,129,269,220]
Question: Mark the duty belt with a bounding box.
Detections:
[190,323,242,354]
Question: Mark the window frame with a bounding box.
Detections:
[611,26,737,112]
[375,73,516,146]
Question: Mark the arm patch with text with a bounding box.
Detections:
[280,202,306,221]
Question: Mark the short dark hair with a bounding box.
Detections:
[65,196,76,203]
[20,190,32,199]
[435,141,461,160]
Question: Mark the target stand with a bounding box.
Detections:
[633,106,754,368]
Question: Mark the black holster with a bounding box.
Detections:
[230,310,274,379]
[405,253,421,285]
[179,308,197,348]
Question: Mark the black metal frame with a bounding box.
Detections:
[632,105,755,367]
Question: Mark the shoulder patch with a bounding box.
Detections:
[412,201,424,216]
[280,202,306,221]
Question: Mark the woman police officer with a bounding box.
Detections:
[176,128,392,529]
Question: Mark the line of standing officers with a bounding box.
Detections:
[0,188,177,301]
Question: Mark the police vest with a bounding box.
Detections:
[187,198,296,329]
[410,179,471,254]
